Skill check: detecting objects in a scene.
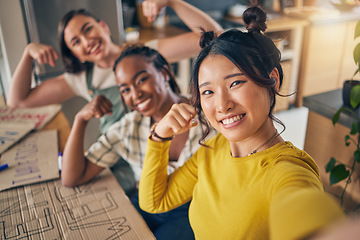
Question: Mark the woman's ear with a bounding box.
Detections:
[269,68,280,92]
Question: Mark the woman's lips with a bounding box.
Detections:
[220,113,245,125]
[137,98,151,111]
[89,43,101,54]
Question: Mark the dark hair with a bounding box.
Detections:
[191,6,286,143]
[113,43,181,112]
[58,9,98,73]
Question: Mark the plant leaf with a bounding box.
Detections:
[332,107,344,125]
[326,157,336,172]
[329,164,349,185]
[355,150,360,163]
[354,43,360,66]
[350,122,359,135]
[355,20,360,40]
[350,84,360,108]
[345,135,350,146]
[353,68,360,79]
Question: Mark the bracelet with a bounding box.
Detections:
[150,123,173,142]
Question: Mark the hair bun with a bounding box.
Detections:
[199,30,216,48]
[242,6,267,33]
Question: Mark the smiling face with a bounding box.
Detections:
[63,15,112,63]
[198,54,271,143]
[115,55,171,118]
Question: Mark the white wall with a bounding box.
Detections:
[0,0,28,100]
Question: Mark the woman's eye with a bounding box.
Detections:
[72,39,80,47]
[137,76,148,85]
[230,80,245,88]
[120,88,130,95]
[201,90,213,95]
[85,26,93,33]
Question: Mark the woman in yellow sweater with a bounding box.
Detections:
[139,6,346,240]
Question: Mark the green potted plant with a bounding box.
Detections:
[325,20,360,213]
[342,20,360,109]
[325,94,360,211]
[325,21,360,210]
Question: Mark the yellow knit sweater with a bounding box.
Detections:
[139,133,344,240]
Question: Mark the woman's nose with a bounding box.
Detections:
[131,88,143,100]
[79,35,91,47]
[216,93,234,113]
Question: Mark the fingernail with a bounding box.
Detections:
[191,118,198,126]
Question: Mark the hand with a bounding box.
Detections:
[308,217,360,240]
[76,95,113,122]
[25,43,59,67]
[142,0,169,22]
[152,103,198,141]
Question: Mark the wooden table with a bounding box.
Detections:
[0,169,155,239]
[0,111,155,240]
[41,110,71,152]
[139,25,187,43]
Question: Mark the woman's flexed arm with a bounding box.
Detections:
[7,43,74,107]
[142,0,222,33]
[142,0,223,62]
[139,103,199,212]
[61,95,113,187]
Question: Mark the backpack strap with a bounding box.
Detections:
[86,66,95,96]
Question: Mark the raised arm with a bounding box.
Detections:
[7,43,74,108]
[142,0,223,62]
[61,95,113,187]
[139,103,198,212]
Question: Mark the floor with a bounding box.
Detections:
[274,107,309,150]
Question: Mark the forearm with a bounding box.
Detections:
[139,138,172,213]
[168,0,223,33]
[7,49,35,107]
[61,115,90,186]
[140,103,197,211]
[156,0,223,62]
